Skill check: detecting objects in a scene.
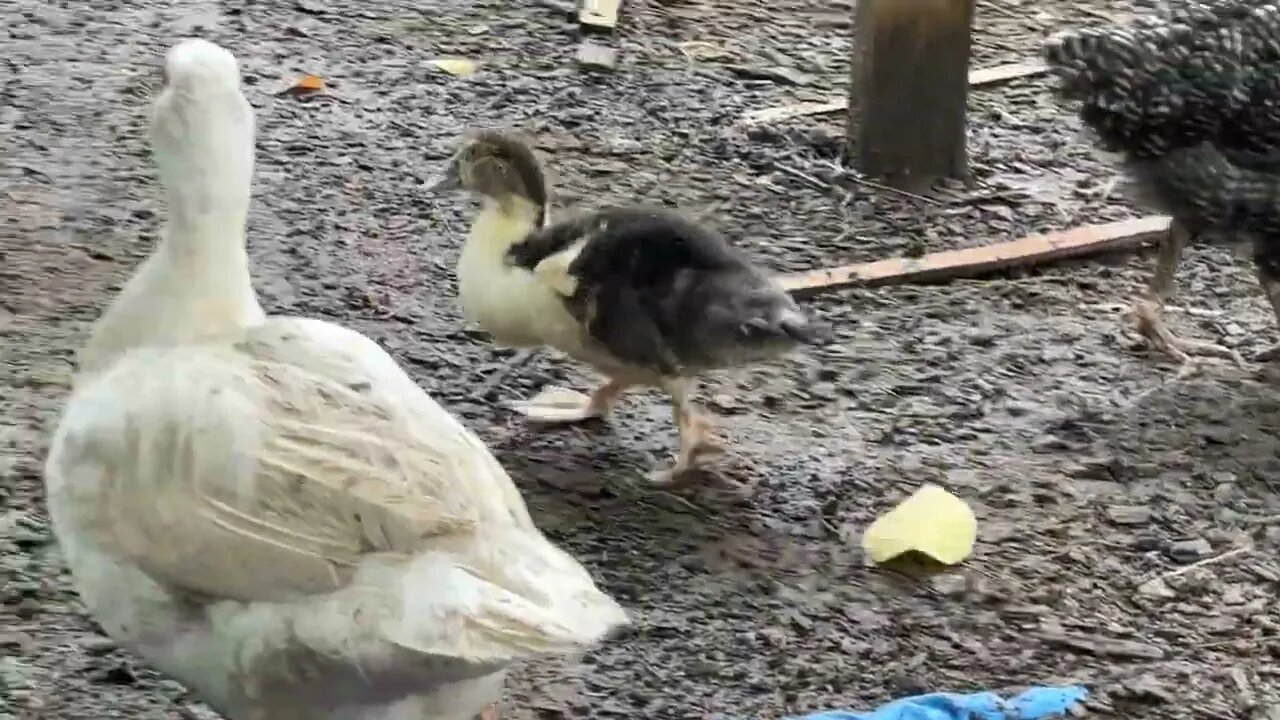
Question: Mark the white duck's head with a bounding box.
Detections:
[150,39,255,226]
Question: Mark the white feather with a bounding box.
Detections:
[45,39,626,720]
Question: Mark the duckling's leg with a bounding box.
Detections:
[1133,222,1242,373]
[511,379,632,424]
[649,377,726,487]
[476,702,499,720]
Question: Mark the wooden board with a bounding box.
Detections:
[579,0,620,31]
[740,61,1049,125]
[779,216,1172,298]
[968,60,1048,86]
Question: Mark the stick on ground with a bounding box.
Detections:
[780,215,1171,298]
[741,61,1049,125]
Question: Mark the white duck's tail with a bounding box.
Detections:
[376,528,627,667]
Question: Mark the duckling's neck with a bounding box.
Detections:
[457,194,571,346]
[465,195,545,256]
[79,212,265,377]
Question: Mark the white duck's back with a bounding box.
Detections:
[44,38,626,720]
[48,315,625,719]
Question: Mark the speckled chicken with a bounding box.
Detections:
[426,131,828,486]
[1044,0,1280,371]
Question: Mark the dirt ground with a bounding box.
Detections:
[5,0,1280,718]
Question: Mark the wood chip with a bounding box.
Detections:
[1137,577,1177,598]
[780,216,1171,298]
[576,39,617,71]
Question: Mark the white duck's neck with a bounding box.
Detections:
[79,189,264,377]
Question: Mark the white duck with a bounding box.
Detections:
[43,39,627,720]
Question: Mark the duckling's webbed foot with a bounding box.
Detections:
[648,378,727,487]
[476,702,500,720]
[511,379,630,424]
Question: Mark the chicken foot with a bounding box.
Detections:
[648,378,726,487]
[1133,223,1243,373]
[511,378,631,423]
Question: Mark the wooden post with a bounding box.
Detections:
[847,0,976,192]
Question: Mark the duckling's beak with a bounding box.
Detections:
[423,169,462,193]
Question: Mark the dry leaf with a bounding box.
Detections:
[295,75,325,90]
[861,483,977,565]
[277,75,326,96]
[428,58,479,76]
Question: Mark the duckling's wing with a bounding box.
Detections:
[510,207,749,287]
[46,316,625,662]
[510,207,805,371]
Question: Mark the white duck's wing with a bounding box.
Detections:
[46,316,625,662]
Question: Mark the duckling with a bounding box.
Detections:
[44,41,626,720]
[426,131,827,486]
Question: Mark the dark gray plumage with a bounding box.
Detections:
[1044,1,1280,367]
[507,206,827,376]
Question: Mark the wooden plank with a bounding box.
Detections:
[740,61,1046,126]
[779,216,1172,298]
[579,0,620,31]
[968,60,1047,86]
[847,0,977,191]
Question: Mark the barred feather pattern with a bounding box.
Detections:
[1045,1,1280,241]
[1135,144,1280,235]
[1044,1,1280,158]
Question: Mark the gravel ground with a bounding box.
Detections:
[4,0,1280,719]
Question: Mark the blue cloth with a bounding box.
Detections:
[788,686,1088,720]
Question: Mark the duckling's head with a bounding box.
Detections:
[426,131,549,214]
[150,39,254,218]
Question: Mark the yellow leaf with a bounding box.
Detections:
[428,58,479,76]
[861,483,976,565]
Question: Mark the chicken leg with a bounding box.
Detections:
[1133,222,1243,372]
[1252,255,1280,361]
[512,378,632,423]
[648,377,725,487]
